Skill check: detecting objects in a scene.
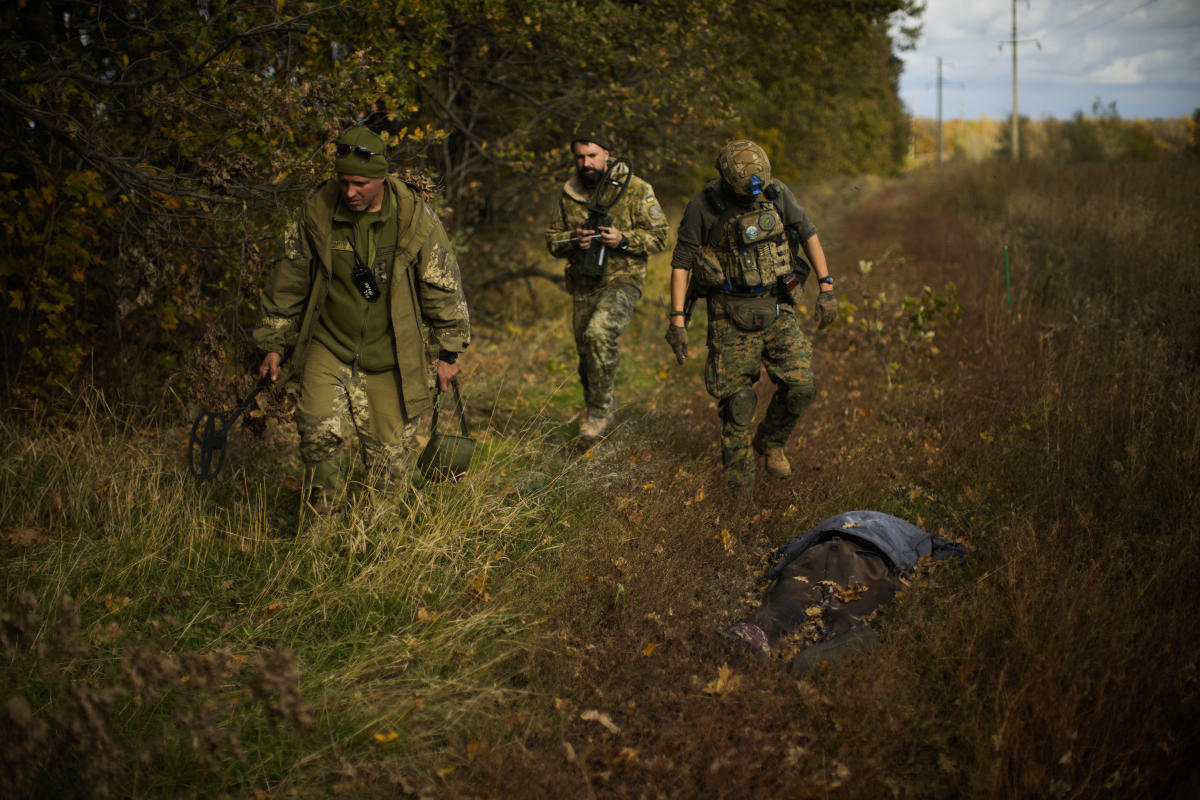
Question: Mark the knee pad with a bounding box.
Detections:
[785,382,816,415]
[722,387,758,427]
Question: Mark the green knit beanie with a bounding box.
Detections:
[334,127,388,177]
[571,118,611,151]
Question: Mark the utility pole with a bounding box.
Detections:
[1011,0,1019,161]
[931,58,962,167]
[1000,2,1039,162]
[937,57,944,166]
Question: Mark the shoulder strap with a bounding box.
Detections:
[430,380,470,437]
[701,183,741,248]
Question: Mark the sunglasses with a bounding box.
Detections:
[335,143,384,160]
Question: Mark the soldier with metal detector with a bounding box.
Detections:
[665,140,837,496]
[253,126,471,507]
[545,119,669,444]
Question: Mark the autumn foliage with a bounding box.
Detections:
[0,0,920,405]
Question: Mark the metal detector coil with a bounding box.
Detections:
[188,376,271,481]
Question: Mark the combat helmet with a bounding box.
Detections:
[717,139,771,197]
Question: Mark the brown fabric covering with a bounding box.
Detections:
[746,536,896,645]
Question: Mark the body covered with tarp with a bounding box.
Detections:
[724,510,968,672]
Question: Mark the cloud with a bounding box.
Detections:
[1091,56,1148,85]
[899,0,1200,117]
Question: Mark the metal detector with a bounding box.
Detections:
[188,376,271,481]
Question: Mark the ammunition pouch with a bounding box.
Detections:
[700,199,791,291]
[716,292,780,332]
[577,211,614,280]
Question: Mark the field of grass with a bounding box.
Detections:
[2,159,1197,798]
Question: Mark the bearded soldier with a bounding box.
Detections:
[665,140,837,496]
[254,126,470,506]
[545,119,669,444]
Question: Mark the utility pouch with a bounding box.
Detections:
[726,293,779,332]
[417,381,475,481]
[351,258,382,302]
[577,212,613,280]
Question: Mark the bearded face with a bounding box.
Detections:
[572,140,609,188]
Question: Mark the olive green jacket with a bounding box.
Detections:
[544,171,669,289]
[253,177,470,417]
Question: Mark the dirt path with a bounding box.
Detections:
[446,178,984,798]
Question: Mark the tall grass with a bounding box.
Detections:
[3,160,1197,798]
[821,160,1200,798]
[0,389,578,796]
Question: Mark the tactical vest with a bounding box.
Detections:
[695,185,792,291]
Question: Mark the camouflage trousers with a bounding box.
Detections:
[704,303,815,489]
[295,339,419,499]
[571,279,642,418]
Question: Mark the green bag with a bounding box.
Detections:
[417,380,474,481]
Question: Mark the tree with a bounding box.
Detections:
[0,0,922,406]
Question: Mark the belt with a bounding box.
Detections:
[709,304,795,323]
[710,287,778,299]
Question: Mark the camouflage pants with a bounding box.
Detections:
[704,304,815,488]
[295,339,419,498]
[571,279,642,417]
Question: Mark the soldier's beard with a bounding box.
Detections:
[578,167,601,188]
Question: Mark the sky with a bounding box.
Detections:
[895,0,1200,120]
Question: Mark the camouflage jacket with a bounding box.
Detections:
[544,170,669,290]
[253,177,470,418]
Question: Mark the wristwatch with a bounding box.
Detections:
[818,276,834,287]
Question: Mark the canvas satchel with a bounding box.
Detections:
[417,380,475,481]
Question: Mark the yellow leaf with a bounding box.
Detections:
[717,528,733,554]
[642,642,659,656]
[373,731,398,744]
[703,664,741,695]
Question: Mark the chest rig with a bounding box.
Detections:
[700,182,792,291]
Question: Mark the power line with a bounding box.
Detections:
[1076,0,1160,34]
[1049,0,1120,31]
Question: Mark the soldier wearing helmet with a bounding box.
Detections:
[665,140,837,496]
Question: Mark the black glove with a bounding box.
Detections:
[666,324,688,364]
[814,291,838,330]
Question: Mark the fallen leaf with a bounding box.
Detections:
[642,642,659,656]
[717,528,734,554]
[703,664,741,695]
[580,709,620,734]
[373,731,398,744]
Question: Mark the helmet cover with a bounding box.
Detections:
[717,140,771,197]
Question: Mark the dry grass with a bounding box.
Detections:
[2,159,1197,798]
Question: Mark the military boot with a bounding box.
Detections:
[753,432,792,479]
[578,411,613,443]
